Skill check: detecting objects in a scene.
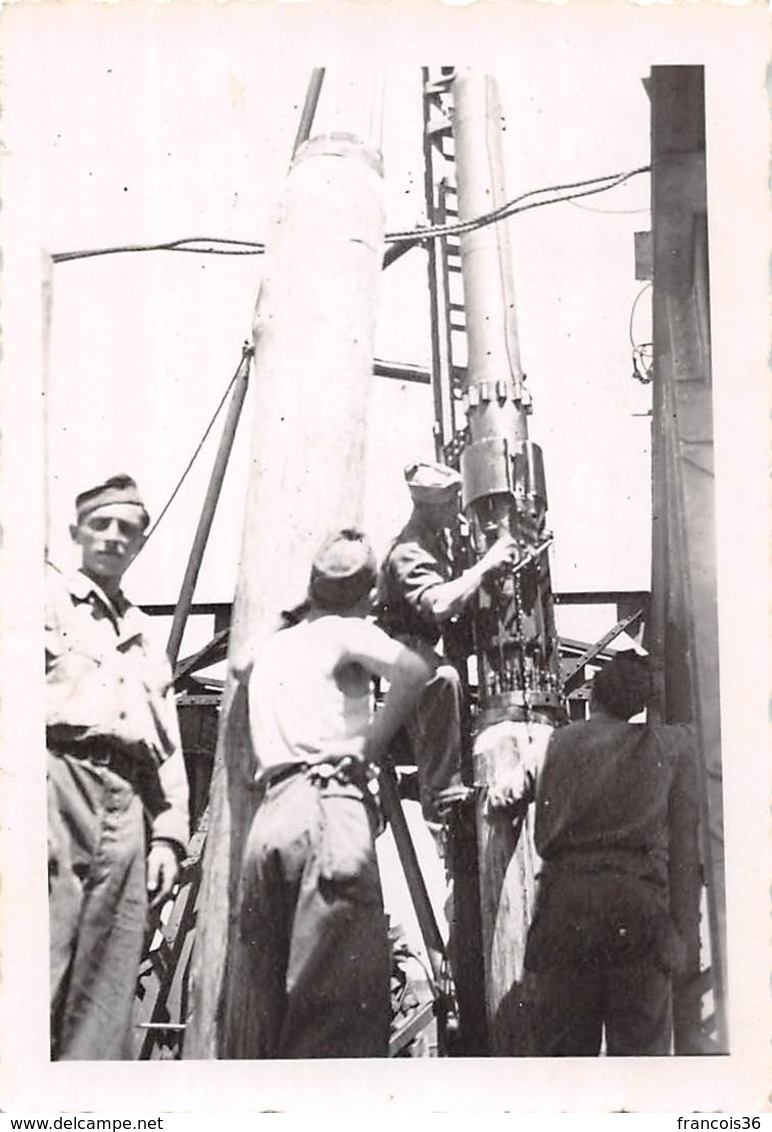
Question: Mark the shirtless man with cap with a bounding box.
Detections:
[377,461,519,826]
[46,474,189,1060]
[229,528,431,1059]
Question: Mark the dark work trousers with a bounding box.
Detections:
[525,870,674,1057]
[526,961,673,1056]
[48,751,147,1060]
[228,769,391,1059]
[403,654,462,824]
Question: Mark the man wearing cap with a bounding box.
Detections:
[377,461,519,825]
[228,529,431,1058]
[46,474,189,1060]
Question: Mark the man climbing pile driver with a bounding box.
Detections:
[377,461,519,827]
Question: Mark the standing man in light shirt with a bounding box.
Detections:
[46,474,189,1060]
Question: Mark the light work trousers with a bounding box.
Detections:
[48,751,147,1061]
[227,769,390,1059]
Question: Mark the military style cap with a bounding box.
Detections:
[309,528,377,610]
[404,461,462,504]
[75,474,150,528]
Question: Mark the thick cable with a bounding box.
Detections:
[52,237,265,264]
[383,165,650,243]
[50,165,650,265]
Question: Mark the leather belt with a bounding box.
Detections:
[48,735,141,790]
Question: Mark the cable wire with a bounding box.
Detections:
[628,280,653,347]
[628,281,653,385]
[383,164,650,243]
[50,165,650,265]
[566,200,650,216]
[135,349,250,554]
[52,237,266,264]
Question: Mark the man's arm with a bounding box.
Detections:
[418,534,519,622]
[341,620,432,763]
[147,671,190,906]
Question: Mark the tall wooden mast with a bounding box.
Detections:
[184,122,385,1059]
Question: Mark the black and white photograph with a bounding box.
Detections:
[0,0,767,1117]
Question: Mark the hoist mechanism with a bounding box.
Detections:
[453,69,562,731]
[422,68,564,1053]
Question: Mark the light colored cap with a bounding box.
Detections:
[309,528,377,609]
[404,461,462,504]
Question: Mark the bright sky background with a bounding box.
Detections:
[8,4,664,644]
[1,4,769,1111]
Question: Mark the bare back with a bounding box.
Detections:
[248,616,373,774]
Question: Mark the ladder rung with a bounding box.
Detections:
[137,1022,187,1031]
[425,78,454,96]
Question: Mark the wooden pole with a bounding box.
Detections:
[648,65,727,1053]
[184,129,385,1060]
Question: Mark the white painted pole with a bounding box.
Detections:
[185,128,385,1059]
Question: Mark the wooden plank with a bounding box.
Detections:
[649,65,727,1053]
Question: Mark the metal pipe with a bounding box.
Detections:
[454,69,527,450]
[291,68,326,157]
[166,347,252,665]
[379,766,447,984]
[452,69,562,1054]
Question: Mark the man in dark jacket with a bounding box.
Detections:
[377,461,518,826]
[524,650,700,1056]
